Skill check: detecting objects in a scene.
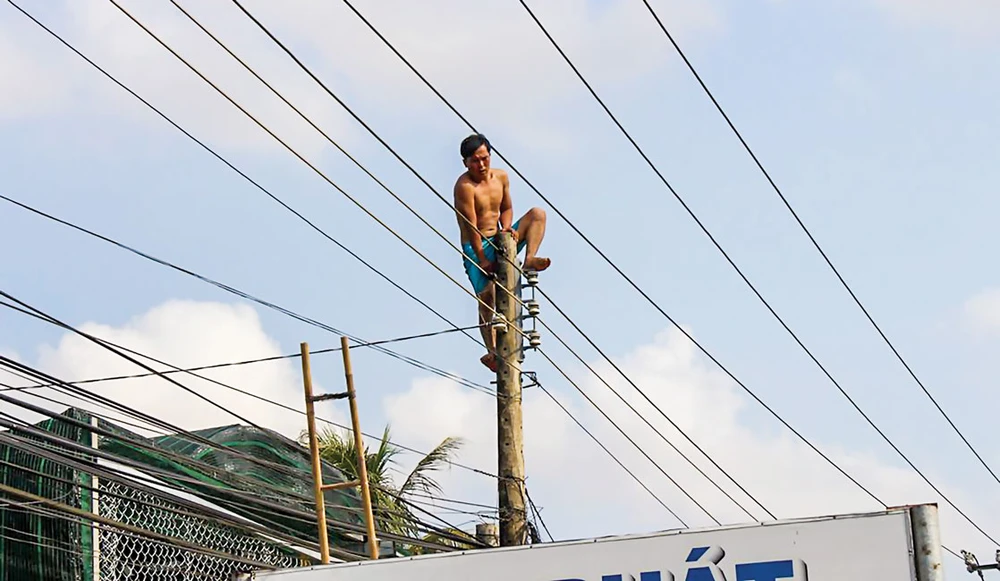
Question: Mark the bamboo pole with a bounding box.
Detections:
[301,341,331,564]
[341,336,380,560]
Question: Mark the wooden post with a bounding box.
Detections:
[494,232,527,546]
[341,337,380,560]
[301,342,331,564]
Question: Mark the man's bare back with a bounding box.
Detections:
[454,133,551,371]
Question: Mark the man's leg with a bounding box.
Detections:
[477,282,498,371]
[514,207,551,271]
[463,241,500,371]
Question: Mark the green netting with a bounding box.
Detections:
[0,408,90,581]
[0,407,373,580]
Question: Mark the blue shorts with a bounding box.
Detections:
[462,219,525,295]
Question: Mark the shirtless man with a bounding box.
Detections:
[454,133,551,371]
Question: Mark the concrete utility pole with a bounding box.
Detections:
[494,231,527,546]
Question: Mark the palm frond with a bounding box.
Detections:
[309,424,467,542]
[398,436,464,499]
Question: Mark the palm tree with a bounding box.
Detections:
[308,424,473,548]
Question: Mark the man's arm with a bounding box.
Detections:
[454,181,488,264]
[498,170,514,232]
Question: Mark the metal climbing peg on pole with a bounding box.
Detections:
[301,339,380,563]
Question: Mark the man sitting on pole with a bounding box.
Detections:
[454,133,551,372]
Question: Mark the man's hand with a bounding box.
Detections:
[502,225,519,243]
[478,255,495,275]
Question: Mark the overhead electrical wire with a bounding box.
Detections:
[0,319,485,395]
[0,455,324,556]
[167,0,530,322]
[2,1,500,381]
[0,488,284,569]
[0,288,322,478]
[227,0,938,531]
[0,299,517,545]
[0,293,500,481]
[637,0,1000,490]
[105,0,530,351]
[0,361,332,507]
[3,296,685,528]
[275,0,998,545]
[3,0,916,536]
[530,378,686,525]
[249,0,998,550]
[525,487,554,542]
[0,378,173,436]
[231,0,857,523]
[0,425,354,550]
[0,193,492,396]
[169,0,733,522]
[4,3,694,526]
[186,0,770,523]
[0,312,490,553]
[126,0,892,529]
[0,410,474,553]
[513,0,1000,548]
[0,424,334,552]
[5,0,976,560]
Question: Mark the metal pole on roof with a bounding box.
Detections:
[301,342,331,564]
[340,336,380,560]
[910,504,943,581]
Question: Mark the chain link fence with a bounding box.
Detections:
[96,480,303,581]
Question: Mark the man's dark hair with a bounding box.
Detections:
[460,133,491,160]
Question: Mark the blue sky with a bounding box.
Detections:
[2,0,999,576]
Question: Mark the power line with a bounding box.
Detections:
[4,1,701,524]
[2,1,497,380]
[3,291,682,532]
[514,0,1000,548]
[638,0,1000,490]
[270,0,899,526]
[313,0,999,551]
[0,408,473,553]
[0,283,499,483]
[0,353,506,547]
[106,0,529,348]
[525,486,554,542]
[0,293,497,483]
[0,320,483,394]
[219,0,768,523]
[5,0,884,536]
[0,486,285,569]
[327,0,878,517]
[168,0,529,320]
[0,296,502,496]
[532,379,684,525]
[0,193,492,396]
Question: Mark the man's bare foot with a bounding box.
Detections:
[480,353,498,372]
[524,256,551,271]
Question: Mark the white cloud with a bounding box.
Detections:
[9,299,345,439]
[869,0,1000,39]
[384,327,996,561]
[962,288,1000,336]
